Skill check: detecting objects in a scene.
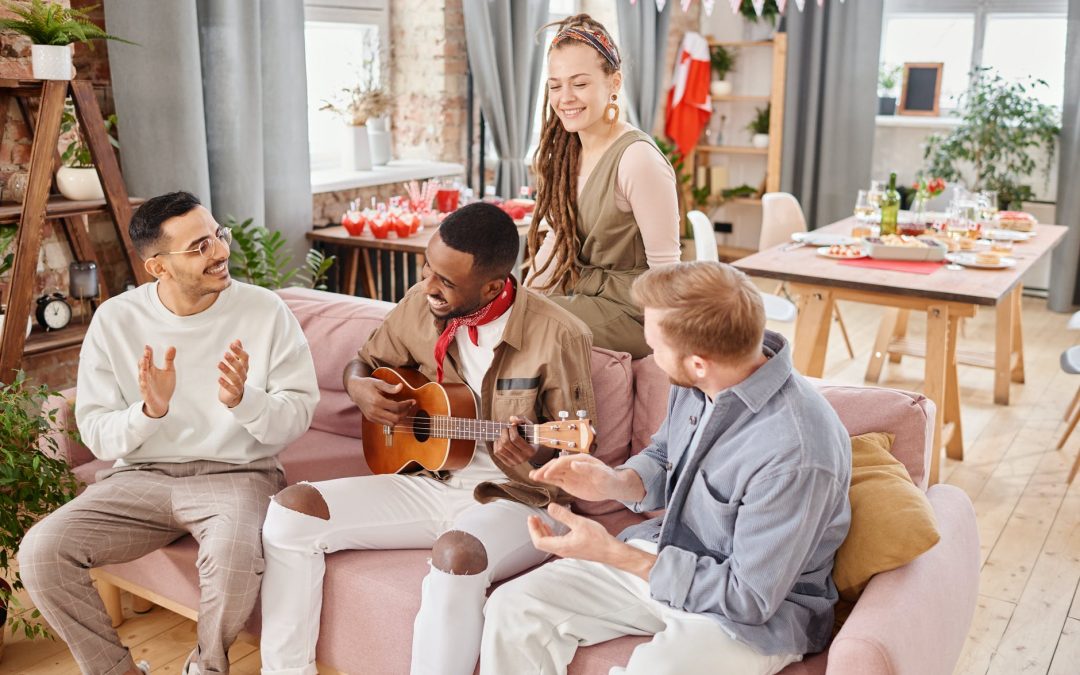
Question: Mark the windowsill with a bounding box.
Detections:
[875,115,962,129]
[311,160,465,194]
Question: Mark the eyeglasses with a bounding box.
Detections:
[154,227,232,259]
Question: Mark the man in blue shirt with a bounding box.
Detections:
[480,261,852,675]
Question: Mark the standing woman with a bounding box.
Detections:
[527,13,681,359]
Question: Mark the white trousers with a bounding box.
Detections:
[480,540,803,675]
[259,452,553,675]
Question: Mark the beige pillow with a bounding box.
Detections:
[833,432,941,603]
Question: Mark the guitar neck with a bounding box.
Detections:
[420,417,539,444]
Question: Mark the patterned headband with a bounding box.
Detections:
[551,26,620,70]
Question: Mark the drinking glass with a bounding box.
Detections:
[867,180,885,208]
[979,190,999,222]
[944,205,970,271]
[853,190,875,220]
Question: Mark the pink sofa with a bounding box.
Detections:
[45,288,979,674]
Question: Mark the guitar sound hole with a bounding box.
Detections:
[412,410,431,442]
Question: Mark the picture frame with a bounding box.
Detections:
[898,62,943,117]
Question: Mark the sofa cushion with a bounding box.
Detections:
[575,347,634,515]
[817,385,934,488]
[277,288,394,439]
[630,356,670,456]
[833,432,940,602]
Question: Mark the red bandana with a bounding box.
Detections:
[434,277,516,383]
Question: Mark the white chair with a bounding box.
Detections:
[687,210,719,262]
[688,209,796,323]
[760,193,855,357]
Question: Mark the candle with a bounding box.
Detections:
[69,261,98,299]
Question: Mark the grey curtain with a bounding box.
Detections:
[1049,0,1080,311]
[615,0,672,135]
[463,0,549,198]
[103,0,312,262]
[780,1,884,230]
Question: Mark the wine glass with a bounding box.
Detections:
[853,190,875,220]
[979,190,999,223]
[867,180,885,209]
[944,204,969,271]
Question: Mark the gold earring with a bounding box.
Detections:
[604,94,619,125]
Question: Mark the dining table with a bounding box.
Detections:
[733,217,1067,484]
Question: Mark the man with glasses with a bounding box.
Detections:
[19,191,320,675]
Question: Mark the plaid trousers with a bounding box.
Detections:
[18,457,284,675]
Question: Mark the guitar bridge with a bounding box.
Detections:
[383,424,393,447]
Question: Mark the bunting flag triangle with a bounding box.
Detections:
[702,0,716,15]
[795,0,806,10]
[752,0,766,17]
[778,0,787,12]
[655,0,666,12]
[729,0,741,15]
[681,0,693,12]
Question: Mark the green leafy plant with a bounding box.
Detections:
[691,184,710,208]
[924,68,1061,209]
[879,64,902,96]
[0,0,134,47]
[748,104,770,136]
[721,184,758,200]
[59,98,118,168]
[0,224,16,310]
[709,45,736,81]
[739,0,780,26]
[227,216,335,290]
[0,371,80,641]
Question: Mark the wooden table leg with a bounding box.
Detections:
[924,304,950,485]
[344,249,359,296]
[865,308,901,383]
[994,287,1016,405]
[945,313,964,461]
[1010,286,1025,384]
[889,309,910,363]
[362,250,378,299]
[792,286,834,378]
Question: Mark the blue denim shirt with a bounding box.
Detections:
[618,331,851,656]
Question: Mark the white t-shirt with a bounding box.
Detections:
[452,309,512,480]
[75,281,320,466]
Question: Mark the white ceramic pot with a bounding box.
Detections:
[368,117,391,166]
[31,44,73,80]
[343,124,373,171]
[752,133,770,149]
[56,166,105,201]
[710,80,733,97]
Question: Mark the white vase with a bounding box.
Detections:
[0,312,33,339]
[752,133,770,149]
[56,166,105,201]
[368,117,391,166]
[343,125,373,171]
[31,44,73,80]
[710,80,733,97]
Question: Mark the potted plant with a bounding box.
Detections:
[54,99,118,201]
[226,216,335,290]
[748,104,770,149]
[0,0,133,80]
[924,68,1061,210]
[709,45,736,98]
[0,224,31,341]
[1,371,80,657]
[739,0,780,40]
[878,64,901,115]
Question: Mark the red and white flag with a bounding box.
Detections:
[664,32,712,158]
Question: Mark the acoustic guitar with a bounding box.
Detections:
[361,367,595,475]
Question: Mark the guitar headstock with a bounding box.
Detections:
[534,410,595,453]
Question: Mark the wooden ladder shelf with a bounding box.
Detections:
[0,78,148,383]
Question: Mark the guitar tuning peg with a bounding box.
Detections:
[558,410,569,421]
[576,409,587,419]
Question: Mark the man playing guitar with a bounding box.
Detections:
[258,202,597,675]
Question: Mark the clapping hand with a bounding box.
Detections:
[217,339,248,408]
[139,345,176,419]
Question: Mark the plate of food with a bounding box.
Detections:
[817,244,867,260]
[984,228,1032,242]
[945,252,1017,269]
[865,235,948,261]
[996,211,1037,232]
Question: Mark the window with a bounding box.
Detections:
[881,0,1067,112]
[303,1,388,172]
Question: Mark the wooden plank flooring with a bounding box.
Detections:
[1,290,1078,675]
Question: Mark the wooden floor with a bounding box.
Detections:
[2,291,1079,674]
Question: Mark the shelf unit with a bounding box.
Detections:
[689,33,787,259]
[0,79,145,383]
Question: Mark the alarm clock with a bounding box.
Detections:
[36,292,72,331]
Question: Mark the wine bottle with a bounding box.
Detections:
[880,172,900,236]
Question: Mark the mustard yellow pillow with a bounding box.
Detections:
[833,432,941,602]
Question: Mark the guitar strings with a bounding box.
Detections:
[373,424,560,444]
